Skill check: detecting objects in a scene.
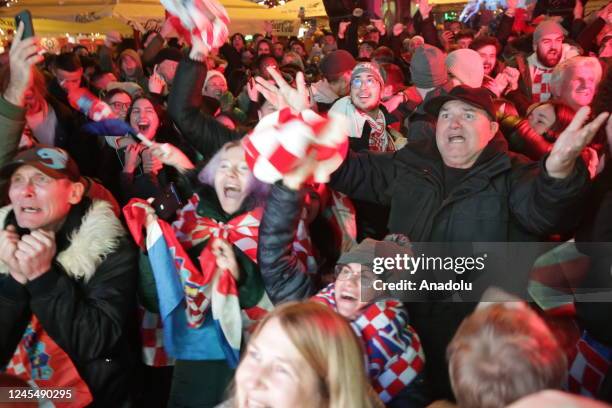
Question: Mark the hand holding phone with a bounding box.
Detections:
[5,12,42,107]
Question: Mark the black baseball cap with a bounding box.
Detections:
[424,85,496,120]
[0,146,81,182]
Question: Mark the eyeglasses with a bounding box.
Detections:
[335,264,358,280]
[110,102,130,111]
[351,77,378,89]
[334,264,375,287]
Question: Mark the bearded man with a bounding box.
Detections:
[506,20,566,114]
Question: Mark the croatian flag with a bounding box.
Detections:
[125,201,241,366]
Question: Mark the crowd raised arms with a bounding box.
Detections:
[0,0,612,406]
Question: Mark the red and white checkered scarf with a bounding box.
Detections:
[528,53,555,103]
[312,284,425,403]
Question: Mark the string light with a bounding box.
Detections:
[1,0,20,8]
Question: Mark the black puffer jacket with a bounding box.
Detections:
[329,132,590,401]
[0,199,138,407]
[257,183,317,304]
[330,132,589,242]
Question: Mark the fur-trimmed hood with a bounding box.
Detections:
[0,200,125,282]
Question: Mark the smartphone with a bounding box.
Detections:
[152,183,183,221]
[15,10,35,39]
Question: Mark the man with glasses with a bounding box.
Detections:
[330,61,399,153]
[104,89,132,121]
[330,61,400,240]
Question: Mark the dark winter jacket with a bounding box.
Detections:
[0,198,139,407]
[504,53,535,116]
[330,131,589,241]
[575,159,612,351]
[168,57,240,161]
[219,43,243,77]
[258,183,316,304]
[329,131,590,400]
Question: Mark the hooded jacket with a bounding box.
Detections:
[119,49,149,92]
[0,199,138,407]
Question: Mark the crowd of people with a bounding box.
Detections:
[1,0,612,406]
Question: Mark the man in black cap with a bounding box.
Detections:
[327,85,610,401]
[310,49,357,113]
[0,146,137,406]
[152,47,183,89]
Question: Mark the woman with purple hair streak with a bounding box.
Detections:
[134,140,274,407]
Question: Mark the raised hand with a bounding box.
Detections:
[132,199,158,228]
[393,23,405,37]
[283,152,318,191]
[263,20,273,34]
[546,107,610,179]
[490,72,510,97]
[598,2,612,24]
[440,30,454,51]
[104,30,122,48]
[5,22,43,107]
[246,77,259,102]
[506,0,518,14]
[255,67,309,113]
[371,19,386,35]
[160,17,178,40]
[573,0,584,19]
[503,66,520,91]
[418,0,433,19]
[148,65,167,95]
[149,142,194,173]
[338,21,351,39]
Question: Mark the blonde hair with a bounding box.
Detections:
[447,303,567,408]
[245,301,380,408]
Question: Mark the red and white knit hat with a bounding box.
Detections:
[242,108,348,185]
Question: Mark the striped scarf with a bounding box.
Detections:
[359,109,395,152]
